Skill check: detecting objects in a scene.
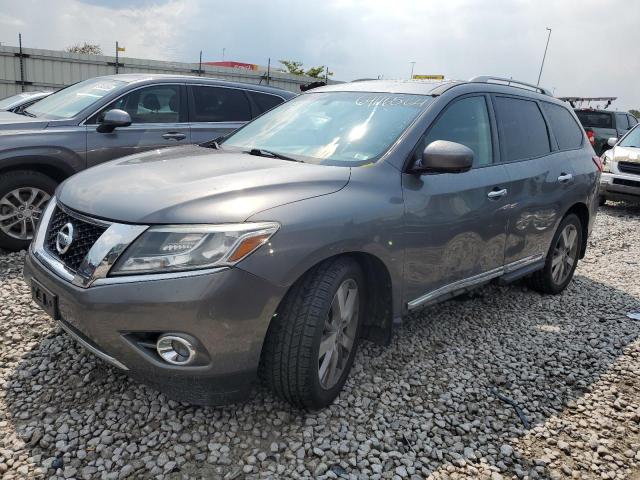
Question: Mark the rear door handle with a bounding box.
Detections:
[557,173,573,183]
[487,188,508,199]
[162,132,186,141]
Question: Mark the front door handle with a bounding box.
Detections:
[487,188,508,199]
[557,173,573,183]
[162,132,187,141]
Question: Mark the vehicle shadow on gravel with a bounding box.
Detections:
[3,273,640,479]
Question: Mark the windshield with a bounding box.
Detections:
[576,111,613,129]
[222,91,433,165]
[25,78,127,119]
[619,125,640,148]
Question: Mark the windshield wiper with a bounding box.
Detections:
[20,109,36,118]
[246,148,304,163]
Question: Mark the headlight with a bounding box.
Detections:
[110,222,278,275]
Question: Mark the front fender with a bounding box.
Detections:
[239,163,406,319]
[0,146,83,177]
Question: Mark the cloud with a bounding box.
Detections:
[0,0,638,109]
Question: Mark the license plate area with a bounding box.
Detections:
[31,279,59,320]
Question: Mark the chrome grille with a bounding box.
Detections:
[44,207,107,272]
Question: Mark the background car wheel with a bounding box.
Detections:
[527,213,583,295]
[598,196,606,207]
[260,257,364,409]
[0,170,57,251]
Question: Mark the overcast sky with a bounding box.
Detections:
[1,0,638,109]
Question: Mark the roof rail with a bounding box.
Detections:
[558,96,617,109]
[469,76,553,96]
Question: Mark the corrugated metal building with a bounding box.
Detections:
[0,45,334,98]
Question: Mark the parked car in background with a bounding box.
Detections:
[575,109,638,155]
[0,90,52,115]
[600,124,640,205]
[0,74,295,250]
[24,76,600,409]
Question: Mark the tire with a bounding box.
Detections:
[0,170,57,251]
[598,196,606,207]
[260,257,365,409]
[527,213,583,295]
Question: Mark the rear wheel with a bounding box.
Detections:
[260,257,364,409]
[0,170,56,251]
[527,213,582,294]
[598,196,606,206]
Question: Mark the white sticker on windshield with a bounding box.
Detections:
[355,96,429,108]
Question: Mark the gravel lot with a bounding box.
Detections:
[1,204,640,480]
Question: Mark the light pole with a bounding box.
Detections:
[536,27,552,87]
[409,61,416,80]
[222,47,226,61]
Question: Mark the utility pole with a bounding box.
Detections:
[324,66,329,84]
[222,47,226,61]
[409,61,416,80]
[115,41,119,74]
[198,50,202,76]
[18,33,25,91]
[536,27,552,86]
[266,57,271,85]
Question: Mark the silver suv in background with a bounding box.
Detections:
[600,124,640,204]
[0,74,295,251]
[24,77,601,409]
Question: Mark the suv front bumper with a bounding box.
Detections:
[600,171,640,202]
[23,252,287,405]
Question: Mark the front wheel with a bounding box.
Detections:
[527,213,583,294]
[0,170,57,251]
[260,257,364,409]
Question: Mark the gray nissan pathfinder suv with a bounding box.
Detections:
[24,77,601,409]
[0,74,294,251]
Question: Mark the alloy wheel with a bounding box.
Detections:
[318,278,359,389]
[551,223,579,285]
[0,187,50,240]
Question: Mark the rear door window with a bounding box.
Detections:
[248,91,285,117]
[494,96,551,162]
[628,115,638,127]
[576,111,613,128]
[541,102,583,150]
[189,86,251,122]
[616,113,630,131]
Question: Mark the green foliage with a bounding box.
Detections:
[66,42,103,55]
[630,109,640,119]
[305,66,333,78]
[279,60,305,76]
[279,61,334,78]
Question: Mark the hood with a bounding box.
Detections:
[0,111,49,130]
[611,145,640,163]
[58,145,351,224]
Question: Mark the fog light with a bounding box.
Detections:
[156,335,196,365]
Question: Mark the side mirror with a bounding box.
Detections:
[96,109,131,133]
[412,140,474,174]
[607,137,618,147]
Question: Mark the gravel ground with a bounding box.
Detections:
[1,204,640,480]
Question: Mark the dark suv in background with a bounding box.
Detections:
[575,109,638,155]
[24,76,601,408]
[0,74,295,250]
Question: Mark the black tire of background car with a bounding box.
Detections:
[527,213,583,295]
[0,170,57,251]
[259,257,364,410]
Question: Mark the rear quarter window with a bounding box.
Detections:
[541,102,583,150]
[494,96,551,162]
[576,111,613,129]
